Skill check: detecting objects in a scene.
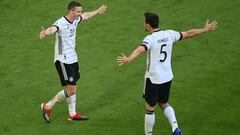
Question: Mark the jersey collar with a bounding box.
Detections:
[152,29,161,33]
[63,16,73,24]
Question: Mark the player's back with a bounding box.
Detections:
[143,30,182,84]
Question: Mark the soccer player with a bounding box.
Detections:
[39,1,107,123]
[117,12,217,135]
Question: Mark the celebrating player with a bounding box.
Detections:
[39,1,107,123]
[117,12,217,135]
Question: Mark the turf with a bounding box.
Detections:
[0,0,239,135]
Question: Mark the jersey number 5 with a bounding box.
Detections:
[160,44,167,62]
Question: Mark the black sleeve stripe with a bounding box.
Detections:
[53,25,59,32]
[140,44,148,51]
[179,32,183,41]
[78,16,83,25]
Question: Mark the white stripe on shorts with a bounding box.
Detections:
[60,62,68,81]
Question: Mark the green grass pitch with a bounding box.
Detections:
[0,0,239,135]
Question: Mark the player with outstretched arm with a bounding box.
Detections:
[117,12,217,135]
[39,1,107,123]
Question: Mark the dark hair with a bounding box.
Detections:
[68,1,82,11]
[144,12,159,29]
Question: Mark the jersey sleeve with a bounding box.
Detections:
[77,16,83,24]
[168,30,183,42]
[53,20,63,32]
[141,36,152,51]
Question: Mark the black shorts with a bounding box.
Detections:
[55,60,80,86]
[143,78,172,107]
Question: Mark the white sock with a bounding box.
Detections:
[164,106,178,132]
[46,90,67,109]
[145,111,155,135]
[66,94,76,116]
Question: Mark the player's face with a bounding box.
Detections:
[72,6,83,20]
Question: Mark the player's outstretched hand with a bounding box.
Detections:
[204,19,218,32]
[39,27,46,39]
[97,5,107,14]
[117,53,129,66]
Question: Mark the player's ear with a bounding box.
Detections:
[146,24,151,31]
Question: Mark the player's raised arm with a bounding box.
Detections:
[39,26,58,39]
[81,5,107,21]
[181,20,218,39]
[117,45,146,66]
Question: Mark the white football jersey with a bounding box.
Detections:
[141,30,182,84]
[53,16,82,64]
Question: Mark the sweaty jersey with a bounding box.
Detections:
[141,30,182,84]
[53,16,82,64]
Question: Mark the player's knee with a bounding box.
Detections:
[67,85,77,96]
[146,103,156,111]
[159,102,169,110]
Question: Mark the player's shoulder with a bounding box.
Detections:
[160,29,180,37]
[162,29,182,41]
[163,29,180,35]
[161,29,177,33]
[55,16,68,25]
[56,16,65,23]
[144,34,154,41]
